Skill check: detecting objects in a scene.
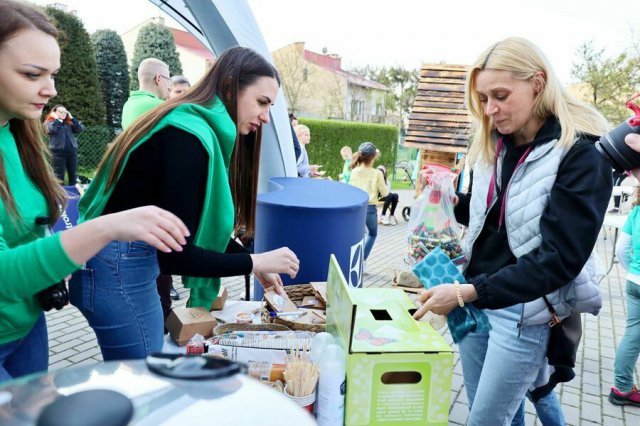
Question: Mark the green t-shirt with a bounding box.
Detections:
[0,123,78,344]
[121,90,163,129]
[342,159,352,183]
[622,206,640,276]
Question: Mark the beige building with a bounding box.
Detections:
[120,17,214,85]
[273,42,388,122]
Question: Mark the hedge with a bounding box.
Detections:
[77,125,116,171]
[299,118,398,180]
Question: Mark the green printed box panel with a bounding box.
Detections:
[345,353,453,426]
[350,287,452,354]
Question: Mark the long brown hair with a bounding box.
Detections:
[0,0,66,223]
[97,46,280,236]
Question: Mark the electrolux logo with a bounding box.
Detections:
[60,210,73,230]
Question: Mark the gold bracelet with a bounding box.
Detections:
[454,281,465,307]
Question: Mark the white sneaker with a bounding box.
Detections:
[381,215,390,225]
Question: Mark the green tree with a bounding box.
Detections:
[91,30,129,129]
[130,23,183,90]
[351,66,420,132]
[572,41,640,123]
[45,6,105,125]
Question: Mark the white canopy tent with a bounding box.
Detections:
[148,0,297,192]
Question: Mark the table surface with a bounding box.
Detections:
[0,360,316,426]
[603,213,628,229]
[611,185,636,196]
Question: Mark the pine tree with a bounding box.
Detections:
[45,7,105,126]
[130,22,183,90]
[91,30,130,129]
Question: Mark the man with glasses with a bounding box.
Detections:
[121,58,171,129]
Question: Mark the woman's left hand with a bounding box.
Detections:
[413,284,459,319]
[255,271,285,295]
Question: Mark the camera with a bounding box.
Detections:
[37,281,69,311]
[595,94,640,172]
[595,118,640,172]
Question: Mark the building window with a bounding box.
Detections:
[351,100,365,121]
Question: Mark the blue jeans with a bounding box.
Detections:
[69,241,163,361]
[363,204,378,260]
[614,281,640,392]
[512,391,565,426]
[0,313,48,383]
[458,304,559,425]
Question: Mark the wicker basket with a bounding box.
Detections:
[213,323,290,336]
[261,284,326,333]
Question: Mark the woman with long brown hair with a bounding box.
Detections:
[0,0,189,382]
[73,46,300,360]
[348,142,388,265]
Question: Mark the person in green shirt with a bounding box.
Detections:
[0,0,189,383]
[120,58,170,129]
[72,46,300,361]
[339,145,352,183]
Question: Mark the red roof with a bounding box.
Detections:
[169,27,216,61]
[304,50,341,71]
[304,48,387,91]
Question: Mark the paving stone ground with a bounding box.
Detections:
[45,189,640,425]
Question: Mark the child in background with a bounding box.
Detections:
[295,124,323,178]
[339,146,352,183]
[377,165,399,225]
[349,142,388,263]
[610,189,640,407]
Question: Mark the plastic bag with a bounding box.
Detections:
[406,164,464,265]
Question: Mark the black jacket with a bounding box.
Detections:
[47,118,84,152]
[455,117,612,310]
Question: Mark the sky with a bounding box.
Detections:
[33,0,640,86]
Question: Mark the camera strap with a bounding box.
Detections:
[626,92,640,126]
[486,136,533,230]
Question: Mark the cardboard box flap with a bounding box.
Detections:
[326,255,356,353]
[172,307,216,324]
[326,254,451,355]
[350,288,451,354]
[166,307,217,346]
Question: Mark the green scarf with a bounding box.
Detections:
[79,97,236,308]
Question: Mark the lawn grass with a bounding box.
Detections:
[391,179,414,190]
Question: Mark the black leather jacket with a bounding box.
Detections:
[47,118,84,152]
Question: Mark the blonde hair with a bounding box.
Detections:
[465,37,609,166]
[340,146,352,157]
[294,124,310,139]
